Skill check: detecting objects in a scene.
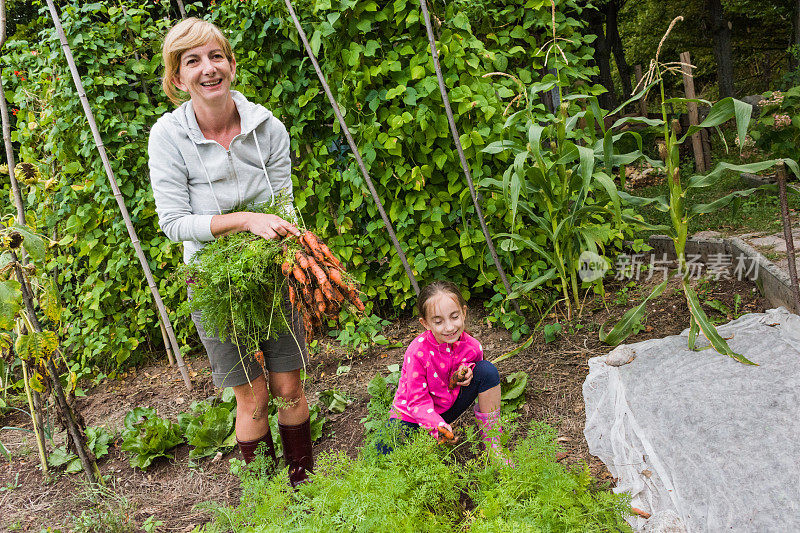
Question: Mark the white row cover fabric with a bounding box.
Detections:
[583,308,800,532]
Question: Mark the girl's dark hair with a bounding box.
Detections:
[417,281,467,319]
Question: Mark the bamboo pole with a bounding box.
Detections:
[0,0,22,223]
[283,0,420,296]
[680,52,707,172]
[417,0,521,316]
[45,0,192,389]
[175,0,187,19]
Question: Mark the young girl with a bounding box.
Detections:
[380,281,506,455]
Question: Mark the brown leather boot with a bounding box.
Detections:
[278,417,314,488]
[237,427,278,467]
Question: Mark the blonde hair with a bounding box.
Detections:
[161,17,235,105]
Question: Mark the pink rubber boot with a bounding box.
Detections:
[474,406,512,465]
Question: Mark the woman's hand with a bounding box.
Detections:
[210,211,300,240]
[245,213,300,240]
[455,364,473,387]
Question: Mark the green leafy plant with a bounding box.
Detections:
[361,365,401,434]
[500,371,528,415]
[68,483,136,533]
[49,426,114,473]
[601,17,799,363]
[329,313,394,354]
[319,389,353,414]
[750,87,800,166]
[481,2,645,320]
[198,420,631,532]
[176,198,298,356]
[120,407,183,470]
[543,322,563,343]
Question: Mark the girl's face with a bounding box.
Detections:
[419,292,467,345]
[173,40,235,108]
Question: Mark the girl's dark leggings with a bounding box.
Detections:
[375,359,500,454]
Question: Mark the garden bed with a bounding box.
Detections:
[0,274,768,532]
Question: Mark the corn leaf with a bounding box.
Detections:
[688,187,760,217]
[600,277,669,346]
[682,281,756,365]
[618,191,670,212]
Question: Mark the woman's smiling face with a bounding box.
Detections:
[173,40,235,106]
[420,292,467,345]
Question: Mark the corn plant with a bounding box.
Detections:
[601,17,800,364]
[483,79,649,320]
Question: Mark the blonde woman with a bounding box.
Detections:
[148,17,312,487]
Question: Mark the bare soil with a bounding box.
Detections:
[0,275,767,532]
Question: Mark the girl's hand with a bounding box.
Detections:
[436,423,457,444]
[246,213,300,240]
[456,364,473,387]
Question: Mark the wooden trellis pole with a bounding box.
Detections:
[45,0,192,390]
[417,0,521,315]
[679,52,709,172]
[283,0,420,296]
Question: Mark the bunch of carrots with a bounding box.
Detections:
[281,231,364,344]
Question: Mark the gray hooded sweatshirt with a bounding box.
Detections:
[148,91,293,263]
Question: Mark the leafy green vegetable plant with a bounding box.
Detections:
[49,426,113,473]
[120,407,183,469]
[499,371,528,415]
[198,420,631,532]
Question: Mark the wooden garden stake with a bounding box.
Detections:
[680,52,707,172]
[634,64,647,116]
[776,162,800,313]
[45,0,192,389]
[283,0,420,296]
[417,0,521,316]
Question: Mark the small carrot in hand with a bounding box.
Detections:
[437,426,457,444]
[448,367,468,389]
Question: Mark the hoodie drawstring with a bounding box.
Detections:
[253,130,276,206]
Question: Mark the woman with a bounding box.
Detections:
[148,17,312,487]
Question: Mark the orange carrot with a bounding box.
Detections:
[631,508,651,519]
[288,285,297,307]
[437,426,456,443]
[301,232,327,263]
[295,250,310,271]
[317,240,342,269]
[281,262,291,277]
[327,267,349,290]
[314,288,326,315]
[292,265,307,286]
[306,257,328,286]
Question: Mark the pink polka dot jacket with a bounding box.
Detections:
[389,330,482,433]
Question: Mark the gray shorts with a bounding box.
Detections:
[190,298,308,388]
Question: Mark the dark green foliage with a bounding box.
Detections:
[178,396,238,460]
[1,0,602,377]
[120,407,183,469]
[176,198,297,355]
[199,421,631,532]
[48,425,114,473]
